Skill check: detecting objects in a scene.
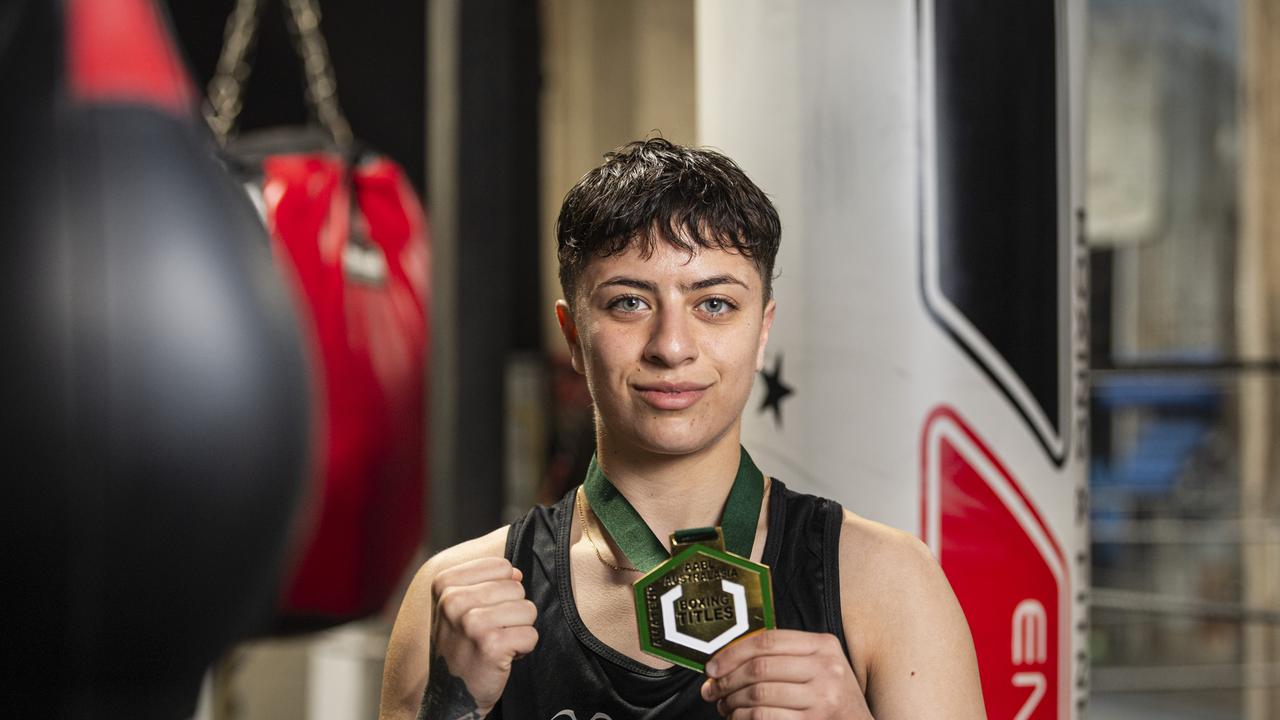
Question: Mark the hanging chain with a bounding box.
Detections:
[281,0,353,148]
[205,0,261,144]
[204,0,353,148]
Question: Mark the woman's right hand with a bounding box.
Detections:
[420,557,539,719]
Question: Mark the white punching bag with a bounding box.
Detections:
[697,1,1089,718]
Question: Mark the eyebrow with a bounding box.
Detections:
[595,274,750,294]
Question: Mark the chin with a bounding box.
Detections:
[637,436,707,456]
[627,417,734,457]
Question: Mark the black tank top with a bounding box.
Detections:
[492,478,848,720]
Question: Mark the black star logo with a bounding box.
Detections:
[758,355,794,426]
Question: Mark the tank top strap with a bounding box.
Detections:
[762,480,851,663]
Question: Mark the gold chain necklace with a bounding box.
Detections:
[577,489,641,573]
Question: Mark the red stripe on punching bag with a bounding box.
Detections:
[921,406,1069,719]
[65,0,194,114]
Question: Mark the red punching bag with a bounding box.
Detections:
[0,0,312,716]
[264,153,431,624]
[206,0,431,626]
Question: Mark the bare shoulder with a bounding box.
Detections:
[838,510,947,615]
[837,510,986,719]
[379,526,510,720]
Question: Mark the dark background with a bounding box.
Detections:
[165,0,426,191]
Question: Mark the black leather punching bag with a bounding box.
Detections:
[0,1,311,716]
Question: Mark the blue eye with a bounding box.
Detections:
[699,297,736,316]
[610,295,650,313]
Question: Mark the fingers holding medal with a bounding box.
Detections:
[700,630,871,719]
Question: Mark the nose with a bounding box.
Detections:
[643,304,698,368]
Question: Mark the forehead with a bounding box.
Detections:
[580,242,762,292]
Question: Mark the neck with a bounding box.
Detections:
[594,424,744,551]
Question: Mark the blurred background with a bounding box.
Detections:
[5,0,1280,718]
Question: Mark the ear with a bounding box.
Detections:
[755,298,776,372]
[556,300,586,375]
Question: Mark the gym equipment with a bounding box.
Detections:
[0,0,311,716]
[207,0,431,628]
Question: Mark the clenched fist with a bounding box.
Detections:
[420,557,539,719]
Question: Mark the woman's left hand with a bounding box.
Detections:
[701,629,873,719]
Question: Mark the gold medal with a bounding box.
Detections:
[633,527,775,672]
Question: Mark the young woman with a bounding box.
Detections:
[380,139,985,720]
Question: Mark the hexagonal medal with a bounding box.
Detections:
[633,527,775,672]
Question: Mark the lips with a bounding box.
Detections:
[633,381,710,411]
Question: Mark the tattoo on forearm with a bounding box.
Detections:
[418,654,484,720]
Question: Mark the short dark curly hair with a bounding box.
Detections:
[555,138,781,305]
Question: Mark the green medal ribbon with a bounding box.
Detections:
[582,446,765,572]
